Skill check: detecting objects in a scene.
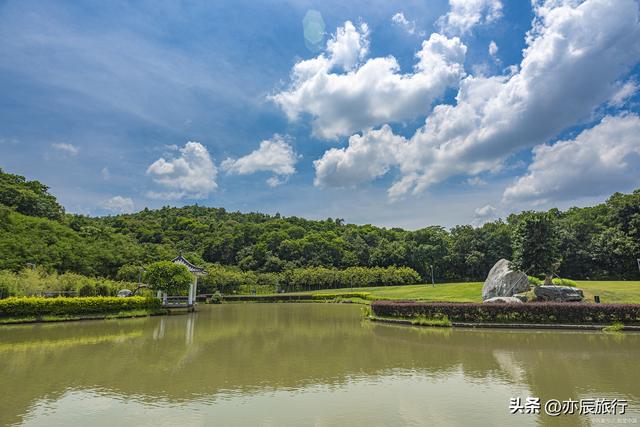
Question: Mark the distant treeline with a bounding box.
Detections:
[1,168,639,282]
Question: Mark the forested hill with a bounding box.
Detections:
[1,168,639,281]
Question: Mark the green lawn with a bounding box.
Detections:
[577,281,640,304]
[291,281,640,304]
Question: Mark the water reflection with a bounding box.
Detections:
[0,304,638,426]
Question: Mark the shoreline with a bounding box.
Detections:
[368,316,640,331]
[0,308,175,326]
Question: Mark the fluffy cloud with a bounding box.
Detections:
[52,143,79,155]
[438,0,503,35]
[102,196,134,213]
[467,176,487,186]
[488,40,498,57]
[314,125,404,187]
[266,176,287,188]
[313,0,640,199]
[325,21,369,71]
[271,21,466,139]
[503,114,640,204]
[391,12,417,35]
[473,204,498,225]
[146,141,217,199]
[609,80,638,108]
[221,135,297,186]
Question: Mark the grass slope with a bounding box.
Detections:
[291,281,640,304]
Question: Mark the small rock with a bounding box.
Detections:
[483,296,524,304]
[482,259,530,301]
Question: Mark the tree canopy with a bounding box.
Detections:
[0,168,64,220]
[510,211,561,281]
[144,261,192,294]
[0,169,639,282]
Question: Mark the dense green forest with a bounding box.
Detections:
[1,168,639,284]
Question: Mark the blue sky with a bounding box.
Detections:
[1,0,639,229]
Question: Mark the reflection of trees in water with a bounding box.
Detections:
[0,305,638,426]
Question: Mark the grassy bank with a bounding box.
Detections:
[286,281,640,304]
[0,296,165,324]
[0,308,168,325]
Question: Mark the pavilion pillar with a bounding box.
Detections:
[188,278,195,305]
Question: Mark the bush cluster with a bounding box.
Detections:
[0,296,161,318]
[199,265,421,294]
[221,294,315,302]
[279,266,420,291]
[0,268,138,299]
[527,276,579,287]
[312,292,371,300]
[552,277,578,287]
[371,301,640,325]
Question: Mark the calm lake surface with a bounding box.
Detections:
[0,303,638,427]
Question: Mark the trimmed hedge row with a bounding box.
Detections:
[0,296,162,318]
[222,294,315,302]
[221,292,372,302]
[312,292,371,300]
[371,301,640,324]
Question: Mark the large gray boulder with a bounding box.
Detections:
[534,285,584,302]
[482,259,530,301]
[483,296,524,304]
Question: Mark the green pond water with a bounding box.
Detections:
[0,303,638,427]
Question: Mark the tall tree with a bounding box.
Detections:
[510,211,561,285]
[144,261,192,295]
[0,169,64,220]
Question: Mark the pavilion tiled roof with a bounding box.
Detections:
[171,254,206,274]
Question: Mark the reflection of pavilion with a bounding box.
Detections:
[159,254,206,311]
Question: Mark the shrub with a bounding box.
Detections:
[312,292,371,300]
[222,294,314,302]
[208,291,222,304]
[528,276,542,286]
[279,266,421,292]
[411,315,452,327]
[552,277,578,287]
[199,265,259,294]
[237,284,276,295]
[95,283,112,296]
[603,322,624,332]
[0,269,137,297]
[0,283,14,299]
[371,301,640,325]
[78,284,96,297]
[0,296,162,318]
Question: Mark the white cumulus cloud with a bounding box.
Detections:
[503,114,640,204]
[222,135,298,186]
[146,141,217,200]
[271,21,467,139]
[391,12,417,35]
[438,0,503,35]
[102,196,134,213]
[609,80,638,108]
[488,40,498,57]
[52,143,79,156]
[326,21,369,71]
[473,204,498,225]
[314,125,404,187]
[313,0,640,200]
